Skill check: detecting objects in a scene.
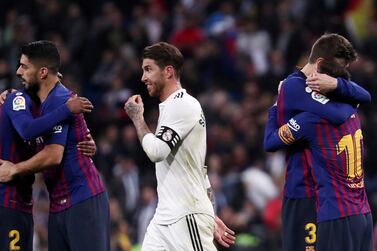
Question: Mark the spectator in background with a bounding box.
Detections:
[136,184,158,245]
[112,155,140,220]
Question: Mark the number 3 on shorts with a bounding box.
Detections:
[305,223,317,244]
[9,229,20,251]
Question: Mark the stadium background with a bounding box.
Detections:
[0,0,377,250]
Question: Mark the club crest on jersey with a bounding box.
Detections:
[12,96,26,111]
[311,91,329,104]
[288,118,300,132]
[162,129,173,141]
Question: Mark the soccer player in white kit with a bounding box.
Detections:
[124,42,235,250]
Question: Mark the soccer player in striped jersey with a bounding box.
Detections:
[0,89,93,250]
[264,106,372,251]
[272,33,371,251]
[124,42,235,250]
[0,41,109,251]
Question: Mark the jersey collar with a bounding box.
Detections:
[161,88,186,104]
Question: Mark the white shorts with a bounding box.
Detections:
[141,213,217,251]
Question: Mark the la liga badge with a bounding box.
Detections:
[12,96,26,111]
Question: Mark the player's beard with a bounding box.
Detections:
[318,59,351,80]
[25,81,39,94]
[148,78,165,98]
[24,76,40,95]
[25,81,40,103]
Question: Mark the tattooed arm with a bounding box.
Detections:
[124,95,170,162]
[124,95,151,142]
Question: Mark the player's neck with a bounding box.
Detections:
[38,76,60,102]
[159,81,182,102]
[301,63,316,78]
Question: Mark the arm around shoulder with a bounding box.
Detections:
[4,92,72,141]
[14,144,65,175]
[333,78,371,104]
[263,106,284,152]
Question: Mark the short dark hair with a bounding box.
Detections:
[142,42,184,78]
[21,40,60,73]
[309,33,357,64]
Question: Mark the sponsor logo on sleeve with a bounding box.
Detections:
[278,124,295,145]
[12,96,26,111]
[288,118,300,132]
[35,137,44,145]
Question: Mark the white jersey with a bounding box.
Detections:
[153,89,214,224]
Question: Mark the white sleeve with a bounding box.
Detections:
[142,133,171,162]
[159,99,200,140]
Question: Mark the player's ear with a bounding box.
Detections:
[315,57,324,72]
[164,65,174,79]
[39,67,49,80]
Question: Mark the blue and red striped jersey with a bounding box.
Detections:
[0,90,73,213]
[276,70,369,198]
[265,107,370,222]
[39,83,105,212]
[0,92,35,213]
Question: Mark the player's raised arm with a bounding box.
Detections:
[306,73,371,105]
[5,93,92,141]
[124,95,150,140]
[264,106,316,152]
[124,95,171,162]
[279,77,356,125]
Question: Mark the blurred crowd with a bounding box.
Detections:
[0,0,377,250]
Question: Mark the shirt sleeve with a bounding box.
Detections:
[40,99,70,146]
[156,100,200,150]
[264,106,316,152]
[330,78,371,105]
[4,92,72,141]
[280,78,356,125]
[140,99,201,162]
[141,133,171,162]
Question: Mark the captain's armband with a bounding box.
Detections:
[155,126,181,150]
[278,124,295,145]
